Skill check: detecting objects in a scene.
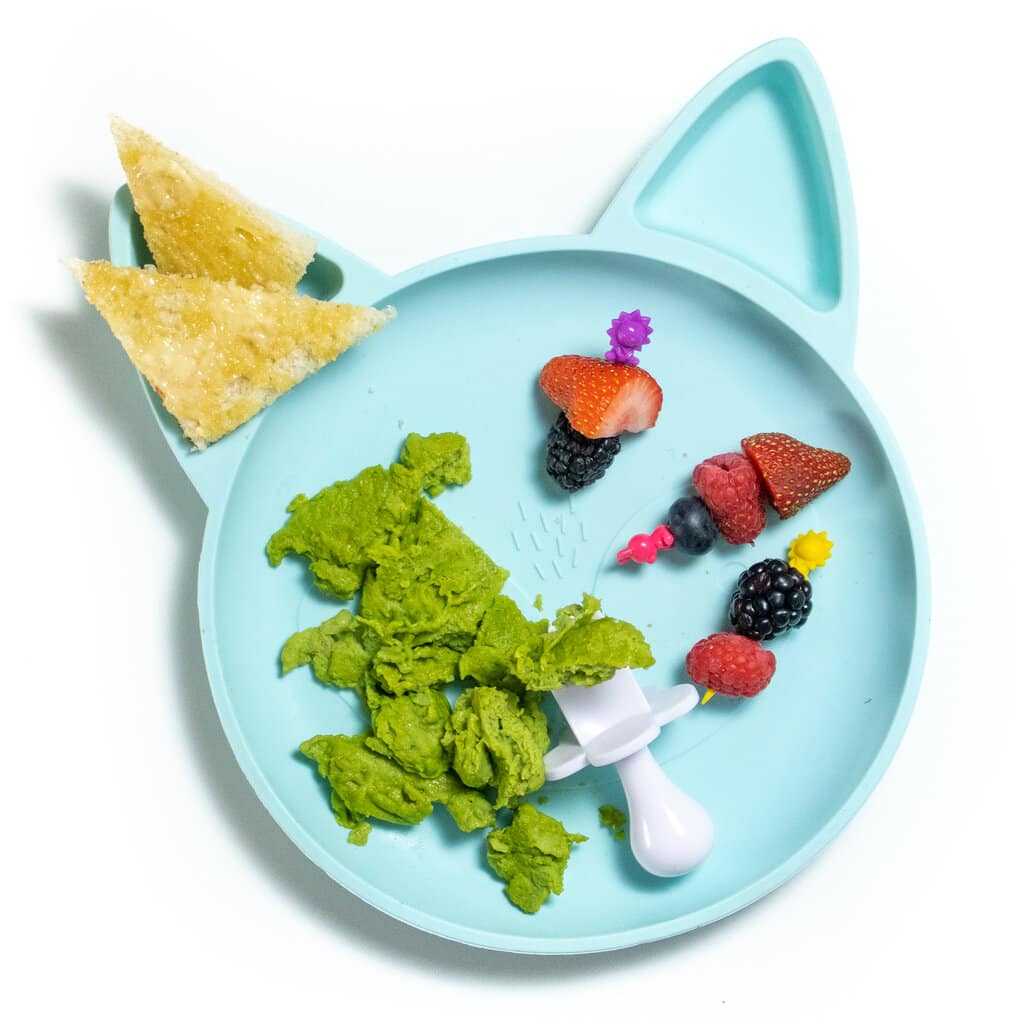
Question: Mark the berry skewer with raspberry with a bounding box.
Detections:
[618,433,850,564]
[687,530,834,703]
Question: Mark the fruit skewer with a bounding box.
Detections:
[618,433,850,564]
[687,531,833,703]
[539,311,664,492]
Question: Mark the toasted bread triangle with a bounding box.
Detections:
[70,260,394,448]
[110,117,317,290]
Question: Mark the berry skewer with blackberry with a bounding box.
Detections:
[688,530,834,704]
[539,311,664,492]
[618,432,850,563]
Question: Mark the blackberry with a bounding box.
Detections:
[665,496,718,555]
[545,413,621,492]
[729,558,812,641]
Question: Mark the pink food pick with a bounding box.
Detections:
[617,524,674,565]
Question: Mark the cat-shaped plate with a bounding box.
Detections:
[108,38,929,954]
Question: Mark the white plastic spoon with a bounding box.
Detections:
[544,667,714,876]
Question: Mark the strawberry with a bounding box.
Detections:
[539,355,663,439]
[741,433,851,520]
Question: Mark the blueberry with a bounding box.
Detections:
[665,496,718,555]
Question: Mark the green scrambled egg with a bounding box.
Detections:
[269,433,654,912]
[487,804,588,913]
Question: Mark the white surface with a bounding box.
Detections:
[4,1,1022,1019]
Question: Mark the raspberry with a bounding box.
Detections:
[692,452,766,545]
[685,632,776,698]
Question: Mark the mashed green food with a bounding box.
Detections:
[280,609,370,683]
[360,500,508,693]
[266,432,471,600]
[599,804,628,841]
[443,687,548,808]
[486,804,588,913]
[272,433,654,912]
[300,733,495,834]
[460,592,654,692]
[365,686,452,779]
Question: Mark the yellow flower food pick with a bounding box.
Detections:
[788,530,833,577]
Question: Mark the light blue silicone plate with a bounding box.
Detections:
[108,39,929,954]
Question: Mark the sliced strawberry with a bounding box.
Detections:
[741,432,851,519]
[538,355,663,439]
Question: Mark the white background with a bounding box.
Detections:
[5,1,1022,1020]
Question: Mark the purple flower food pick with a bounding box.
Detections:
[605,309,653,365]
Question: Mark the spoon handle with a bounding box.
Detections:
[615,747,714,876]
